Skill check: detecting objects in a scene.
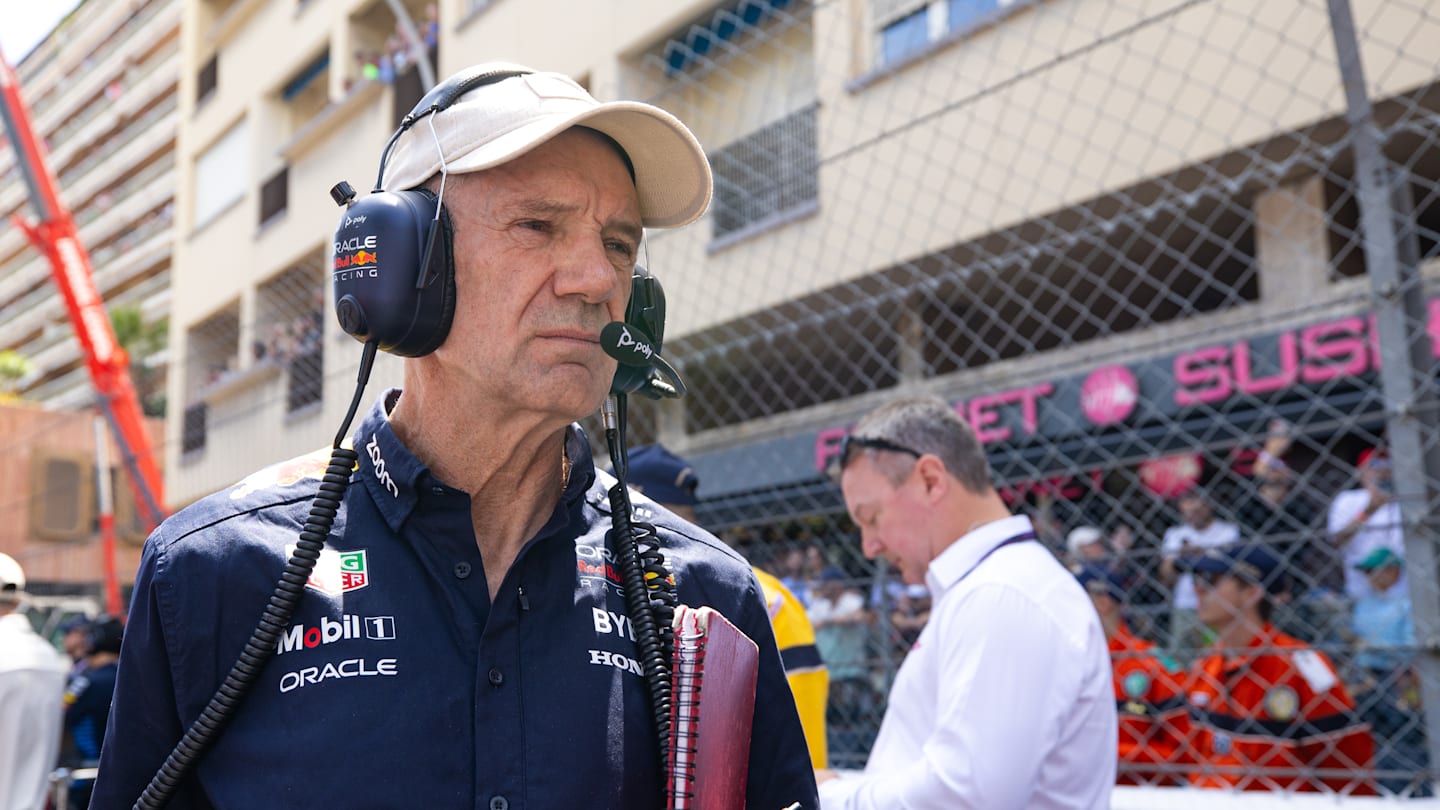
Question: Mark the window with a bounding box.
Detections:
[947,0,1007,33]
[193,120,248,228]
[710,106,819,240]
[881,7,931,65]
[286,342,324,413]
[660,0,798,75]
[876,0,1021,67]
[282,51,331,133]
[259,166,288,226]
[257,261,326,414]
[182,403,207,454]
[197,54,218,106]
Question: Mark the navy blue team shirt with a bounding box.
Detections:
[92,390,817,809]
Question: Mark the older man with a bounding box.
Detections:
[94,64,815,809]
[819,396,1115,808]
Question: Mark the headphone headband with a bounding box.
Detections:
[402,67,535,132]
[375,67,535,193]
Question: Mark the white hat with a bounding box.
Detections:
[0,552,25,600]
[380,63,713,229]
[1066,526,1105,555]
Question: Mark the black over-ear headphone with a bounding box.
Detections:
[328,66,531,357]
[328,65,675,389]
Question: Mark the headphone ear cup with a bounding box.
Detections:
[406,201,457,357]
[610,267,668,396]
[332,188,456,357]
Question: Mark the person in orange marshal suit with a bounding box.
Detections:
[1176,544,1376,794]
[1076,564,1185,785]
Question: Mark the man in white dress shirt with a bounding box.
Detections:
[817,396,1116,809]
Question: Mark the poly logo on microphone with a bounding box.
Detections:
[620,327,654,360]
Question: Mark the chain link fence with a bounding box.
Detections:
[610,0,1440,796]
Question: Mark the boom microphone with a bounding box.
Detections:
[600,322,686,399]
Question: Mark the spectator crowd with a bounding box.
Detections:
[351,4,440,87]
[720,422,1429,795]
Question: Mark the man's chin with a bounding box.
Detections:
[532,368,610,420]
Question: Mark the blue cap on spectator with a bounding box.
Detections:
[820,566,847,583]
[623,444,699,506]
[1186,544,1286,594]
[58,618,89,635]
[1075,564,1125,601]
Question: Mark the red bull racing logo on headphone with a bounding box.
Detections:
[333,234,379,281]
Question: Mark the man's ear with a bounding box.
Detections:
[915,454,950,500]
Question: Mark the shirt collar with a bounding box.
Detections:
[353,388,599,532]
[926,513,1035,598]
[1208,622,1281,672]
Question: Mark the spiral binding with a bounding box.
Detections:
[666,612,706,809]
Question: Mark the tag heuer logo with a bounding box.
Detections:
[287,546,370,595]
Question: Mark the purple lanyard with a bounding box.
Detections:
[958,530,1038,584]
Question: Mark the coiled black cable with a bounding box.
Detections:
[133,342,378,809]
[604,392,678,775]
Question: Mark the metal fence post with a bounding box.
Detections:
[1328,0,1440,789]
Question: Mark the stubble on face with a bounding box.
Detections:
[434,129,643,421]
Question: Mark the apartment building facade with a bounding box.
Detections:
[169,0,1438,513]
[0,0,178,587]
[0,0,178,412]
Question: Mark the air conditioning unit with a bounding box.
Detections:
[109,465,151,546]
[30,453,95,542]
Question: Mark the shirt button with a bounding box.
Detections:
[454,562,472,579]
[488,667,504,686]
[431,485,445,495]
[489,797,508,810]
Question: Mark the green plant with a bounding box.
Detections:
[0,350,32,396]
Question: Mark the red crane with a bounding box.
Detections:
[0,45,167,609]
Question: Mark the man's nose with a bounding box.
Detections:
[554,237,620,304]
[861,531,883,560]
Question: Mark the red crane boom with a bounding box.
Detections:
[0,46,167,540]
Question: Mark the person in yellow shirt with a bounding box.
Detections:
[625,444,830,768]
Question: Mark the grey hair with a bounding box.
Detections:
[851,395,993,493]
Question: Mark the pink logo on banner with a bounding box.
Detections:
[1080,365,1138,426]
[1139,453,1203,498]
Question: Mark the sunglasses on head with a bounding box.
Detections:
[839,434,922,470]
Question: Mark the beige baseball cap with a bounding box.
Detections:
[380,62,713,229]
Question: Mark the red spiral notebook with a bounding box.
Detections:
[666,605,759,810]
